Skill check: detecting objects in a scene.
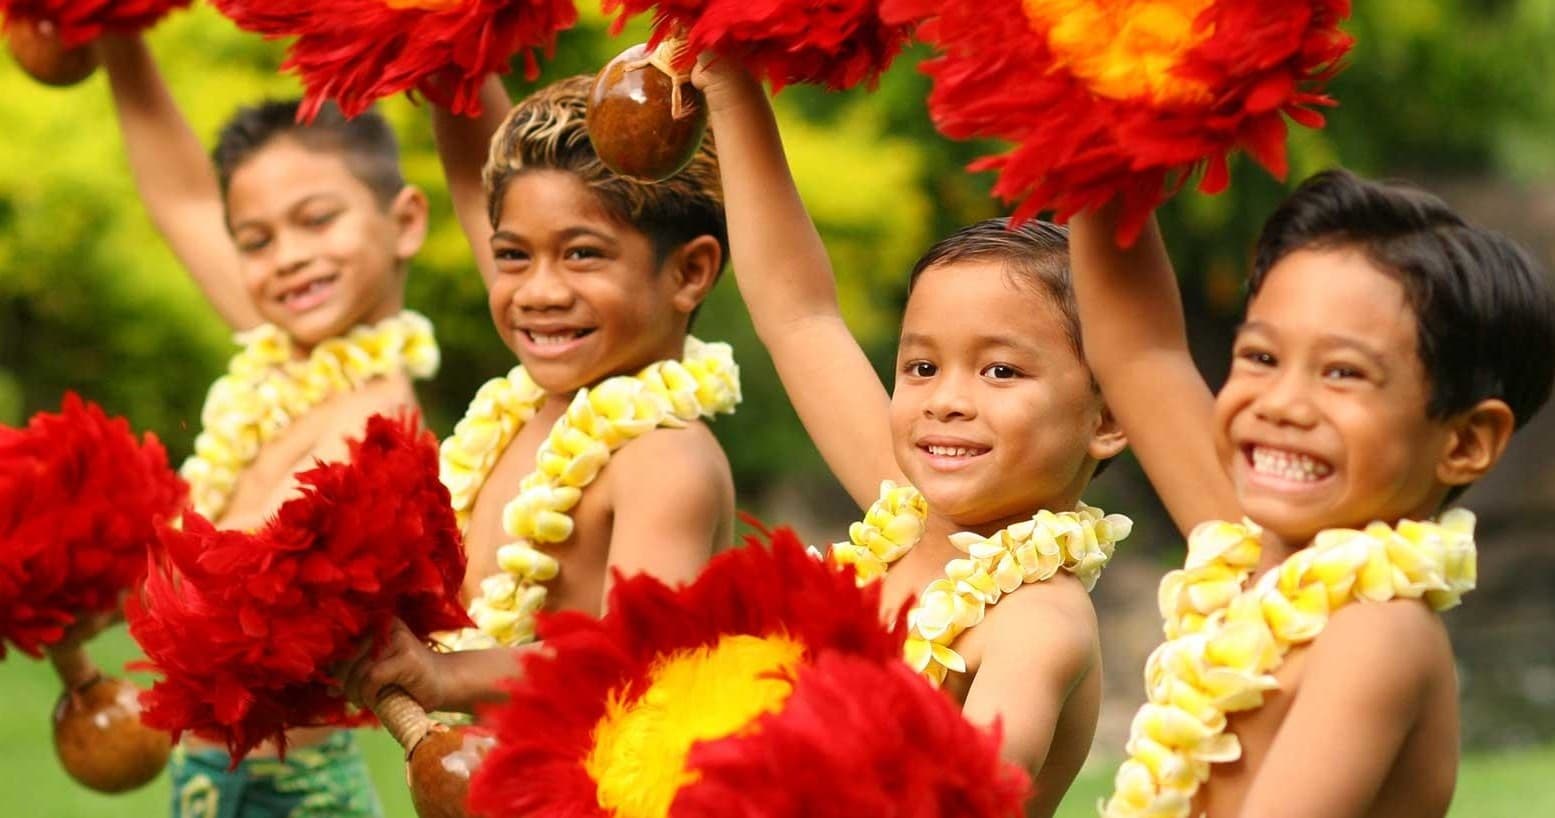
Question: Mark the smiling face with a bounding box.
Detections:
[889,261,1118,532]
[226,138,422,350]
[486,170,707,394]
[1215,246,1455,546]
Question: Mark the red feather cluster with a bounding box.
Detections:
[885,0,1354,245]
[0,0,190,45]
[0,394,186,659]
[467,525,1028,818]
[127,414,470,760]
[605,0,911,92]
[208,0,578,120]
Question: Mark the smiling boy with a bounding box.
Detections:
[97,33,438,818]
[342,75,739,715]
[1072,170,1555,818]
[673,60,1132,818]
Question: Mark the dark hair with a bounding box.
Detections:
[910,218,1080,355]
[908,218,1114,477]
[1251,169,1555,501]
[213,100,406,208]
[483,75,728,277]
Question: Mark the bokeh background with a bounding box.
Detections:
[3,1,1553,815]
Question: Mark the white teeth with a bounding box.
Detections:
[1251,446,1333,482]
[926,445,983,458]
[526,330,588,346]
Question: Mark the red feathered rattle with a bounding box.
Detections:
[0,393,187,793]
[208,0,578,120]
[467,524,1029,818]
[586,0,912,181]
[884,0,1353,245]
[128,414,475,815]
[1,0,190,86]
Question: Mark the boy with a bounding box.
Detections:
[95,32,436,818]
[1071,171,1555,817]
[341,75,736,713]
[685,62,1130,818]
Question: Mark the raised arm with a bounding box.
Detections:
[97,34,259,331]
[1069,207,1238,533]
[694,63,898,508]
[432,77,511,286]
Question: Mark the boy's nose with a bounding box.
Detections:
[1253,370,1319,428]
[922,374,976,421]
[515,263,574,310]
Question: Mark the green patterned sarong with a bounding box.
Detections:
[169,731,383,818]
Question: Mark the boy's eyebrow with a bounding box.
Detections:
[1237,321,1391,368]
[898,331,1041,355]
[228,193,343,233]
[489,226,618,245]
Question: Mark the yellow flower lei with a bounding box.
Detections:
[180,311,440,520]
[830,481,1133,686]
[1100,511,1478,818]
[439,337,741,649]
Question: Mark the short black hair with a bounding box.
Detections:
[1251,169,1555,501]
[908,218,1114,477]
[910,218,1079,355]
[212,100,405,208]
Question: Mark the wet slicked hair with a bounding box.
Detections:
[213,100,405,208]
[908,218,1113,476]
[1251,169,1555,503]
[482,74,728,272]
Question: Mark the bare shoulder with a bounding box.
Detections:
[609,422,730,488]
[983,575,1099,676]
[1306,598,1452,689]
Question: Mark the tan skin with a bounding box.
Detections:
[1070,206,1515,818]
[684,60,1126,817]
[343,158,733,715]
[98,34,429,753]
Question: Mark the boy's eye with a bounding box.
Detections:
[981,364,1020,380]
[1322,364,1364,381]
[903,361,937,378]
[302,210,340,228]
[235,235,270,254]
[493,247,529,264]
[565,246,604,262]
[1237,348,1276,368]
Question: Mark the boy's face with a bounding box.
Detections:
[487,170,700,394]
[1214,247,1452,545]
[890,261,1115,530]
[226,138,422,349]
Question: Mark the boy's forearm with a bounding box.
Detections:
[707,89,844,336]
[99,34,257,329]
[1069,207,1193,374]
[99,35,221,213]
[432,77,510,283]
[442,646,526,713]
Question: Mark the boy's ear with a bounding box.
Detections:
[1437,398,1515,487]
[389,185,431,262]
[1087,402,1128,462]
[666,235,724,314]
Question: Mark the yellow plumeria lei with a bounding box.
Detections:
[438,337,741,649]
[830,481,1132,686]
[180,311,440,520]
[1100,511,1477,818]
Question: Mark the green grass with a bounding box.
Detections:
[5,630,1551,817]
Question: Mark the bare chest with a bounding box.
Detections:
[214,405,332,530]
[874,547,994,705]
[461,420,613,616]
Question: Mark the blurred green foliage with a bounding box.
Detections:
[1,1,1552,504]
